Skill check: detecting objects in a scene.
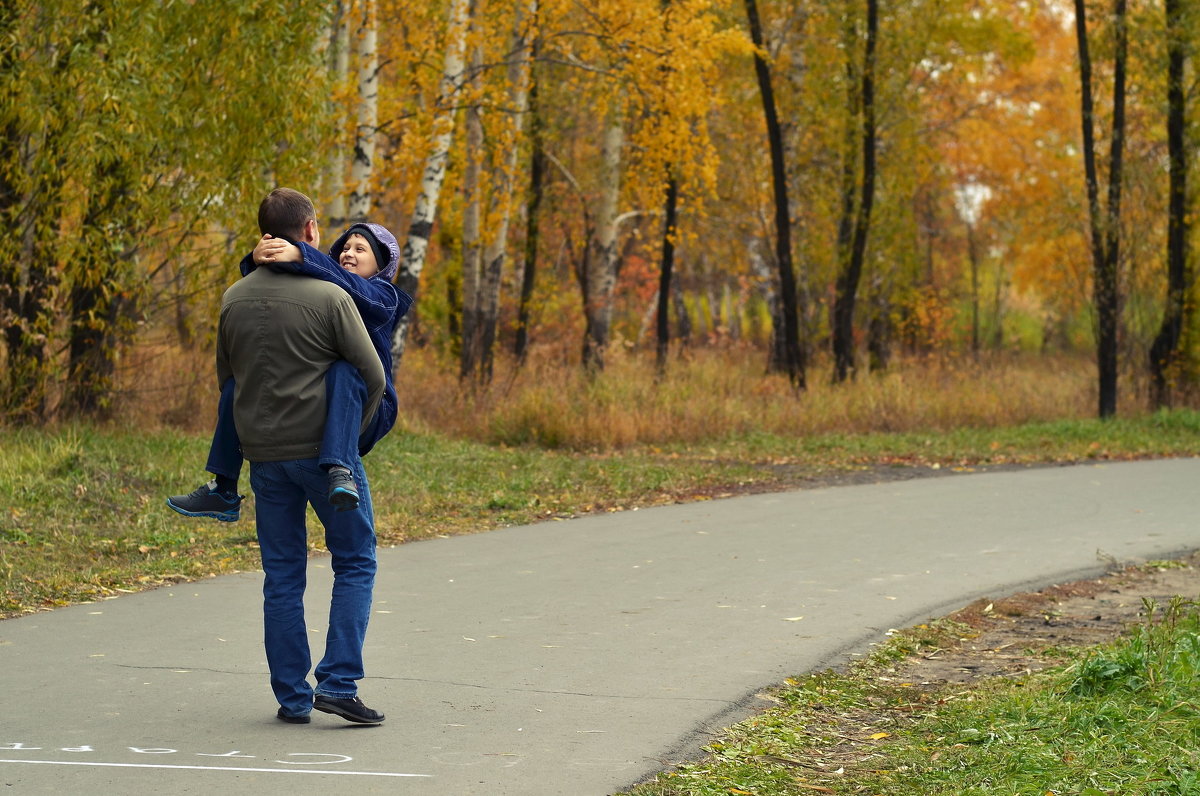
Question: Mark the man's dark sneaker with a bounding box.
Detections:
[327,467,359,512]
[313,694,384,724]
[166,480,243,522]
[276,707,311,724]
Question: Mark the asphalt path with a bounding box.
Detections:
[2,458,1198,795]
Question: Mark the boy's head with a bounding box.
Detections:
[258,188,319,247]
[339,233,381,278]
[328,223,400,282]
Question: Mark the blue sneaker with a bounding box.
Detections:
[167,480,242,522]
[327,467,359,512]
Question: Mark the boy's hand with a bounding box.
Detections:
[252,235,301,265]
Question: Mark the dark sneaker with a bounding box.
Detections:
[167,480,243,522]
[327,468,359,512]
[276,707,311,724]
[313,694,384,724]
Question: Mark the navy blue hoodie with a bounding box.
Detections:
[240,222,413,455]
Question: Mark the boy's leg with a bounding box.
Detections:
[319,361,369,512]
[206,377,244,489]
[167,377,244,521]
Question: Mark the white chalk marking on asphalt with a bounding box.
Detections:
[0,759,432,777]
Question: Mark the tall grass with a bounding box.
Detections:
[396,346,1115,449]
[113,339,1175,450]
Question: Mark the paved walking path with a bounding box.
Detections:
[2,458,1198,795]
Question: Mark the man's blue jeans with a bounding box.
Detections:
[248,457,377,716]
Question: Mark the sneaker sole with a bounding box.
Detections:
[313,701,384,724]
[166,499,239,522]
[329,487,359,512]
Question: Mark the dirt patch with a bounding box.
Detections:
[903,552,1200,686]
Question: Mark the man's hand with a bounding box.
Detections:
[252,235,302,265]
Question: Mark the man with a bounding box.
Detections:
[217,187,387,725]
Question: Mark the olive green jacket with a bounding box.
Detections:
[216,267,386,462]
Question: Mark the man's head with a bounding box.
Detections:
[258,188,319,247]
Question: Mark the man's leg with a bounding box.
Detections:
[318,360,369,512]
[300,456,383,724]
[167,377,244,521]
[249,460,315,720]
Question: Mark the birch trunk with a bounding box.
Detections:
[393,0,472,360]
[581,99,624,371]
[322,2,350,228]
[347,0,377,222]
[477,0,536,381]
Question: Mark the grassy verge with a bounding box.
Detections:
[619,596,1200,796]
[1,410,1200,616]
[2,409,1200,616]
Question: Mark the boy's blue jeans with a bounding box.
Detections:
[249,456,377,715]
[206,361,375,481]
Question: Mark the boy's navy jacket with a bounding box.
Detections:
[239,240,413,456]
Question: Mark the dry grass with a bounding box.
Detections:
[395,344,1116,449]
[115,338,1156,450]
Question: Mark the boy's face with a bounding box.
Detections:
[339,233,379,278]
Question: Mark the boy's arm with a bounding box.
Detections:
[283,242,405,331]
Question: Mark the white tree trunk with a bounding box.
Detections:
[394,0,472,360]
[347,0,377,222]
[322,2,350,227]
[477,0,536,379]
[583,97,625,370]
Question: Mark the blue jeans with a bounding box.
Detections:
[205,377,242,480]
[249,457,377,715]
[318,360,375,471]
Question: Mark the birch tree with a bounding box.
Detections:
[582,99,626,371]
[394,0,472,360]
[322,1,351,228]
[462,0,536,383]
[348,0,378,221]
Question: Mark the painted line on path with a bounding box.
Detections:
[0,759,432,777]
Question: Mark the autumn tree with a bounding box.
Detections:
[1075,0,1129,418]
[744,0,804,388]
[0,0,333,421]
[1148,0,1192,406]
[830,0,879,383]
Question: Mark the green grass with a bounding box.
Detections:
[860,598,1200,795]
[620,600,1200,796]
[3,410,1200,616]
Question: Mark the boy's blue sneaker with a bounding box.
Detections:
[167,480,243,522]
[327,467,359,512]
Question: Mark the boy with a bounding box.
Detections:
[168,221,412,520]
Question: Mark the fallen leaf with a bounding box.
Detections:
[869,732,891,740]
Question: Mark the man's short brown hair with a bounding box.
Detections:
[258,188,315,238]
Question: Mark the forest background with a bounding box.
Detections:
[1,0,1198,445]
